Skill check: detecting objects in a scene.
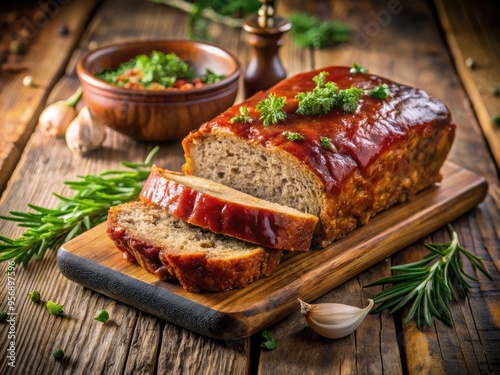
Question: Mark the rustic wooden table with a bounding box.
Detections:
[0,0,498,374]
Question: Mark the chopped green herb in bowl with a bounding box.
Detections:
[96,51,225,90]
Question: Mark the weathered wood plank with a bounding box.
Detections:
[433,0,500,169]
[0,0,100,197]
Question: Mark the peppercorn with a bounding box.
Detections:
[58,24,69,36]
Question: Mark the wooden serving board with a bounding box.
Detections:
[57,162,488,340]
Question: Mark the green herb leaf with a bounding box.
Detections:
[94,309,110,323]
[283,131,305,141]
[320,136,336,151]
[0,147,159,268]
[29,290,41,303]
[0,311,7,322]
[199,69,225,84]
[289,13,350,49]
[334,87,363,113]
[296,72,362,115]
[366,224,492,330]
[46,300,64,316]
[53,348,64,361]
[296,71,339,115]
[255,93,287,127]
[369,84,390,100]
[230,106,253,124]
[260,329,279,350]
[350,63,368,75]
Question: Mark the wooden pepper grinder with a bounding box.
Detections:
[243,0,292,98]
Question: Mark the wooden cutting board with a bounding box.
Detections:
[57,162,488,340]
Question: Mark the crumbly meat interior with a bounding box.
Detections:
[186,135,323,217]
[113,201,262,258]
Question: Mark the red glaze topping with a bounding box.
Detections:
[139,168,315,250]
[192,66,454,192]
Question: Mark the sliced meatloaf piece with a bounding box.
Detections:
[139,165,318,251]
[106,201,283,292]
[182,66,456,248]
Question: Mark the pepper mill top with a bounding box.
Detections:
[242,0,291,99]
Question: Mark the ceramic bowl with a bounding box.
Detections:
[77,39,240,141]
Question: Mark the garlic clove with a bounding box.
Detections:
[299,298,374,339]
[39,100,78,137]
[65,106,106,157]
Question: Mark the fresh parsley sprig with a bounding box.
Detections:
[369,84,390,100]
[0,147,159,267]
[350,63,368,74]
[230,106,252,124]
[296,72,364,115]
[366,224,492,330]
[296,71,339,115]
[255,93,287,127]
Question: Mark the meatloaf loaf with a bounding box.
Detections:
[182,66,456,248]
[107,201,283,292]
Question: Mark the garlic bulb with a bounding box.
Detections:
[65,106,106,156]
[299,298,374,339]
[39,87,82,137]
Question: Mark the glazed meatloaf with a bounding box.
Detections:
[107,201,283,292]
[183,66,456,248]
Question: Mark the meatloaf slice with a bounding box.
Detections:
[106,201,283,292]
[139,165,318,251]
[182,66,456,248]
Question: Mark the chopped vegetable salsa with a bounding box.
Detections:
[96,51,225,90]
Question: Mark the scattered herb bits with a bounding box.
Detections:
[0,311,7,322]
[94,309,109,323]
[350,63,368,75]
[283,131,305,141]
[46,300,64,316]
[260,330,278,350]
[53,348,64,361]
[369,84,390,100]
[230,106,252,124]
[255,93,287,127]
[29,290,41,303]
[492,87,499,97]
[335,87,363,113]
[320,136,336,152]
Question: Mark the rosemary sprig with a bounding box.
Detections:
[366,224,492,330]
[0,147,159,267]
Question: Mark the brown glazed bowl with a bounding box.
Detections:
[77,40,240,141]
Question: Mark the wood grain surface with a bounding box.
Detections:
[434,0,500,169]
[0,0,498,374]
